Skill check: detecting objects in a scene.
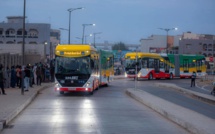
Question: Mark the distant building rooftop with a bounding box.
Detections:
[6,16,27,23]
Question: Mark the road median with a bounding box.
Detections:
[126,88,215,134]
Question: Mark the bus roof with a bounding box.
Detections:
[125,52,160,59]
[55,44,97,57]
[56,44,96,51]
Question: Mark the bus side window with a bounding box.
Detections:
[90,59,94,69]
[148,59,154,68]
[160,61,164,68]
[142,59,148,68]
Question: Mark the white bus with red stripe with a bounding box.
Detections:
[54,44,114,95]
[125,52,206,80]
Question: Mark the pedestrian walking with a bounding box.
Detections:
[10,66,16,88]
[33,64,37,85]
[4,66,10,88]
[29,65,34,87]
[191,71,196,87]
[24,64,31,91]
[16,65,21,88]
[0,64,6,95]
[36,65,42,85]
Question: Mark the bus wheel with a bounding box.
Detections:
[59,91,64,95]
[148,73,153,80]
[89,90,94,95]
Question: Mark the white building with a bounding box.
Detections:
[140,35,181,53]
[0,16,60,64]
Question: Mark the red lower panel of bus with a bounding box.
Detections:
[55,87,92,92]
[139,71,174,79]
[100,82,108,86]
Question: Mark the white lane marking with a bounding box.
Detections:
[196,83,210,92]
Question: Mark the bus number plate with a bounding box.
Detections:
[68,88,76,90]
[72,76,78,80]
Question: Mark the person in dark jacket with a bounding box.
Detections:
[0,64,6,95]
[24,64,31,91]
[191,71,196,87]
[10,66,16,88]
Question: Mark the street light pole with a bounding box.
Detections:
[22,0,26,66]
[93,32,102,47]
[135,46,138,90]
[158,27,177,53]
[21,0,26,95]
[82,24,95,44]
[85,34,92,44]
[67,7,83,44]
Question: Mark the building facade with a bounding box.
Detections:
[0,16,60,65]
[140,35,181,54]
[178,32,215,57]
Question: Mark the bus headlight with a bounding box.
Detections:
[86,82,91,87]
[138,72,141,77]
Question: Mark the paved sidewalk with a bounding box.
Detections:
[0,82,54,131]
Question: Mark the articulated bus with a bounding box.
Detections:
[124,52,206,80]
[100,49,114,86]
[54,44,114,95]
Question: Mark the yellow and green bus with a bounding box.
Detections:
[54,44,114,95]
[125,52,206,80]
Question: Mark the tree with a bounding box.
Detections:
[112,42,128,50]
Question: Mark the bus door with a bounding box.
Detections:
[196,60,202,73]
[183,59,189,73]
[164,61,170,73]
[154,59,160,73]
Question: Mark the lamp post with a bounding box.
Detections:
[21,0,26,95]
[158,27,177,53]
[82,24,95,44]
[85,34,92,44]
[93,32,102,47]
[67,7,83,44]
[59,28,69,31]
[44,42,48,62]
[135,46,138,90]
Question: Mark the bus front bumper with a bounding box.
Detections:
[55,87,92,92]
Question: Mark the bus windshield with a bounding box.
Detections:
[125,59,137,68]
[55,56,91,74]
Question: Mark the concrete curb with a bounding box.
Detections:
[126,88,215,134]
[156,83,215,104]
[0,84,53,131]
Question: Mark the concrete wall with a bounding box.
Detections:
[0,43,45,66]
[140,35,166,52]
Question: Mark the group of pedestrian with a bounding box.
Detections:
[0,64,6,95]
[0,62,55,95]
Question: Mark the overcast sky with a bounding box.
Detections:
[0,0,215,44]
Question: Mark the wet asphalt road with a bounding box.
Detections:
[1,80,189,134]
